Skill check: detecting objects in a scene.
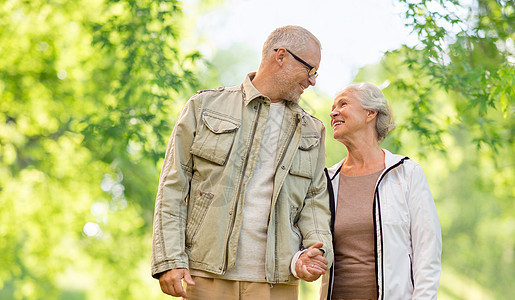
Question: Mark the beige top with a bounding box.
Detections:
[332,169,383,299]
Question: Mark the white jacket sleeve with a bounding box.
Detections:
[408,163,442,299]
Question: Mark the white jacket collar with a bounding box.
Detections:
[326,148,406,181]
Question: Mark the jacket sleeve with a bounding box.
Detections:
[297,125,334,267]
[408,163,442,299]
[151,95,200,278]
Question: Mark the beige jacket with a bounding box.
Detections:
[151,73,333,284]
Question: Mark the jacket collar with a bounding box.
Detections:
[241,72,265,106]
[326,148,407,182]
[326,160,343,181]
[383,148,409,169]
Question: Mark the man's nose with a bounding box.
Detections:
[308,76,316,86]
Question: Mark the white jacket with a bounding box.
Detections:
[322,149,442,300]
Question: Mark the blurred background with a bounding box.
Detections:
[0,0,513,299]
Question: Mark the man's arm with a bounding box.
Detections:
[151,95,201,296]
[295,125,334,281]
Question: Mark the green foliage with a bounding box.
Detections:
[1,0,513,299]
[85,0,201,163]
[0,0,200,299]
[396,0,514,153]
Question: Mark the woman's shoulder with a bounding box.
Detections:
[383,149,427,177]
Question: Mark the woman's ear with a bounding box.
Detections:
[366,110,378,123]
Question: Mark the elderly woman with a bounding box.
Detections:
[321,83,442,300]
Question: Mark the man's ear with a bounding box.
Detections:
[274,48,287,66]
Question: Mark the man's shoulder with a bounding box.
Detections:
[297,107,324,128]
[196,84,240,95]
[189,85,242,111]
[196,86,225,94]
[190,85,241,107]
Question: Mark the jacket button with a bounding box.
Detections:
[229,211,232,215]
[281,165,286,170]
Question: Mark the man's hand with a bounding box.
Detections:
[295,242,328,282]
[158,268,196,298]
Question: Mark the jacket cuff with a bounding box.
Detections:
[151,260,189,279]
[290,249,307,278]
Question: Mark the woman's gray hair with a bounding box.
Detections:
[262,25,321,59]
[343,82,395,142]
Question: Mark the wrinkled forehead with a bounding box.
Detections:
[332,89,362,107]
[334,89,356,101]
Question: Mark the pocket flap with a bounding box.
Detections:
[202,112,240,134]
[298,136,320,150]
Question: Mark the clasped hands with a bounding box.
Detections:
[294,242,329,282]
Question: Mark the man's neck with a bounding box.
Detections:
[251,71,282,102]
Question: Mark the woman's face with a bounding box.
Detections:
[330,89,371,141]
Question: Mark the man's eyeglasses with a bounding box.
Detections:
[274,48,318,79]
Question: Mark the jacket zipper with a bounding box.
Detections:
[272,113,301,282]
[324,167,337,300]
[275,113,301,173]
[409,254,414,287]
[222,101,262,272]
[373,157,409,300]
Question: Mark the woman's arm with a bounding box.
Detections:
[408,163,442,299]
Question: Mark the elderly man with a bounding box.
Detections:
[151,25,333,300]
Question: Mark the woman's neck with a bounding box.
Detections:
[341,140,385,176]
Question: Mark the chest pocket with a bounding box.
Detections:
[190,111,240,165]
[289,135,320,179]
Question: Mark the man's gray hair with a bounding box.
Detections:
[262,25,321,59]
[343,83,395,142]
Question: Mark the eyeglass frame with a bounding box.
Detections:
[274,48,319,79]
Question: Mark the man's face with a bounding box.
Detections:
[276,41,321,103]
